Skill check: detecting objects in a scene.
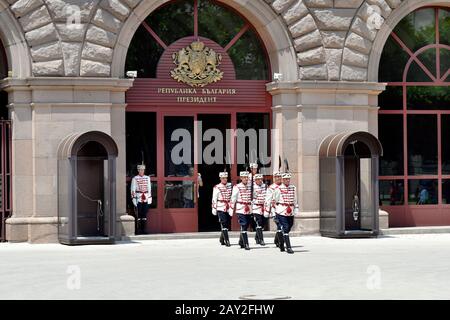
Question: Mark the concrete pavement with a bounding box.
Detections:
[1,234,450,300]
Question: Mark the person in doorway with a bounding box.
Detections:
[211,171,233,247]
[265,172,284,249]
[230,171,252,250]
[131,163,152,235]
[273,173,299,254]
[252,174,267,246]
[417,183,429,205]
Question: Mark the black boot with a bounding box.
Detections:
[223,229,231,247]
[242,232,250,251]
[255,229,260,245]
[136,219,141,235]
[257,228,265,246]
[219,231,225,246]
[239,233,244,248]
[140,219,147,235]
[284,234,294,254]
[278,231,285,252]
[274,232,279,247]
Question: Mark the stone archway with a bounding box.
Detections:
[111,0,298,81]
[368,0,450,82]
[0,0,32,78]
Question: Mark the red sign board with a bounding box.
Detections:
[126,36,271,109]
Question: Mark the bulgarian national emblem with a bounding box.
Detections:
[171,41,223,87]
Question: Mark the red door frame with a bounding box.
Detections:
[379,7,450,227]
[127,106,272,233]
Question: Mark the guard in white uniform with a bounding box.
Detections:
[211,171,233,247]
[273,173,299,254]
[252,174,267,246]
[230,171,252,250]
[130,164,152,235]
[265,172,284,249]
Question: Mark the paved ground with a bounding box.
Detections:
[1,234,450,300]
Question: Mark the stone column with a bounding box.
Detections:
[267,81,386,235]
[1,77,134,243]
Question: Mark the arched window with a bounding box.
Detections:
[125,0,269,80]
[378,7,450,226]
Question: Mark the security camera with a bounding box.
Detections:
[273,73,283,81]
[126,71,137,78]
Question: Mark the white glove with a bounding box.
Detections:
[294,207,299,216]
[228,208,234,217]
[212,209,217,216]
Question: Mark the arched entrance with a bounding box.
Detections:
[378,7,450,227]
[125,0,272,233]
[320,132,383,238]
[58,131,118,245]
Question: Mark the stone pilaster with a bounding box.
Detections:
[1,77,133,243]
[267,80,386,234]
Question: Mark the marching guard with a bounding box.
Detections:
[273,173,299,254]
[230,171,253,250]
[130,163,152,235]
[211,171,233,247]
[265,172,284,249]
[252,174,267,246]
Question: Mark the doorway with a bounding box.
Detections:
[198,114,231,231]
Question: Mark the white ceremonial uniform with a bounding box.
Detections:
[211,182,233,215]
[273,183,299,216]
[230,182,252,215]
[252,183,267,217]
[265,183,281,217]
[131,175,152,206]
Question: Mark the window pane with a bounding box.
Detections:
[165,116,194,177]
[407,49,437,82]
[407,86,450,110]
[439,9,450,46]
[125,25,164,78]
[408,179,438,205]
[165,181,195,208]
[393,8,436,52]
[198,0,244,47]
[408,115,437,175]
[379,36,410,82]
[442,115,450,174]
[126,112,157,177]
[228,29,269,80]
[379,86,403,110]
[441,49,450,78]
[379,180,404,205]
[442,180,450,204]
[379,115,404,176]
[146,0,194,45]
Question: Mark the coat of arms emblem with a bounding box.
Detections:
[171,41,223,87]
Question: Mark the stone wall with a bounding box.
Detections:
[3,0,410,80]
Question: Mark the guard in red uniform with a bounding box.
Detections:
[265,171,284,248]
[252,174,267,246]
[273,173,299,254]
[131,164,152,235]
[230,171,252,250]
[211,171,233,247]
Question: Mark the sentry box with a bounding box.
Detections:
[57,131,118,245]
[319,131,383,238]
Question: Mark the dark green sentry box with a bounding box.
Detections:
[319,131,383,239]
[57,131,118,245]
